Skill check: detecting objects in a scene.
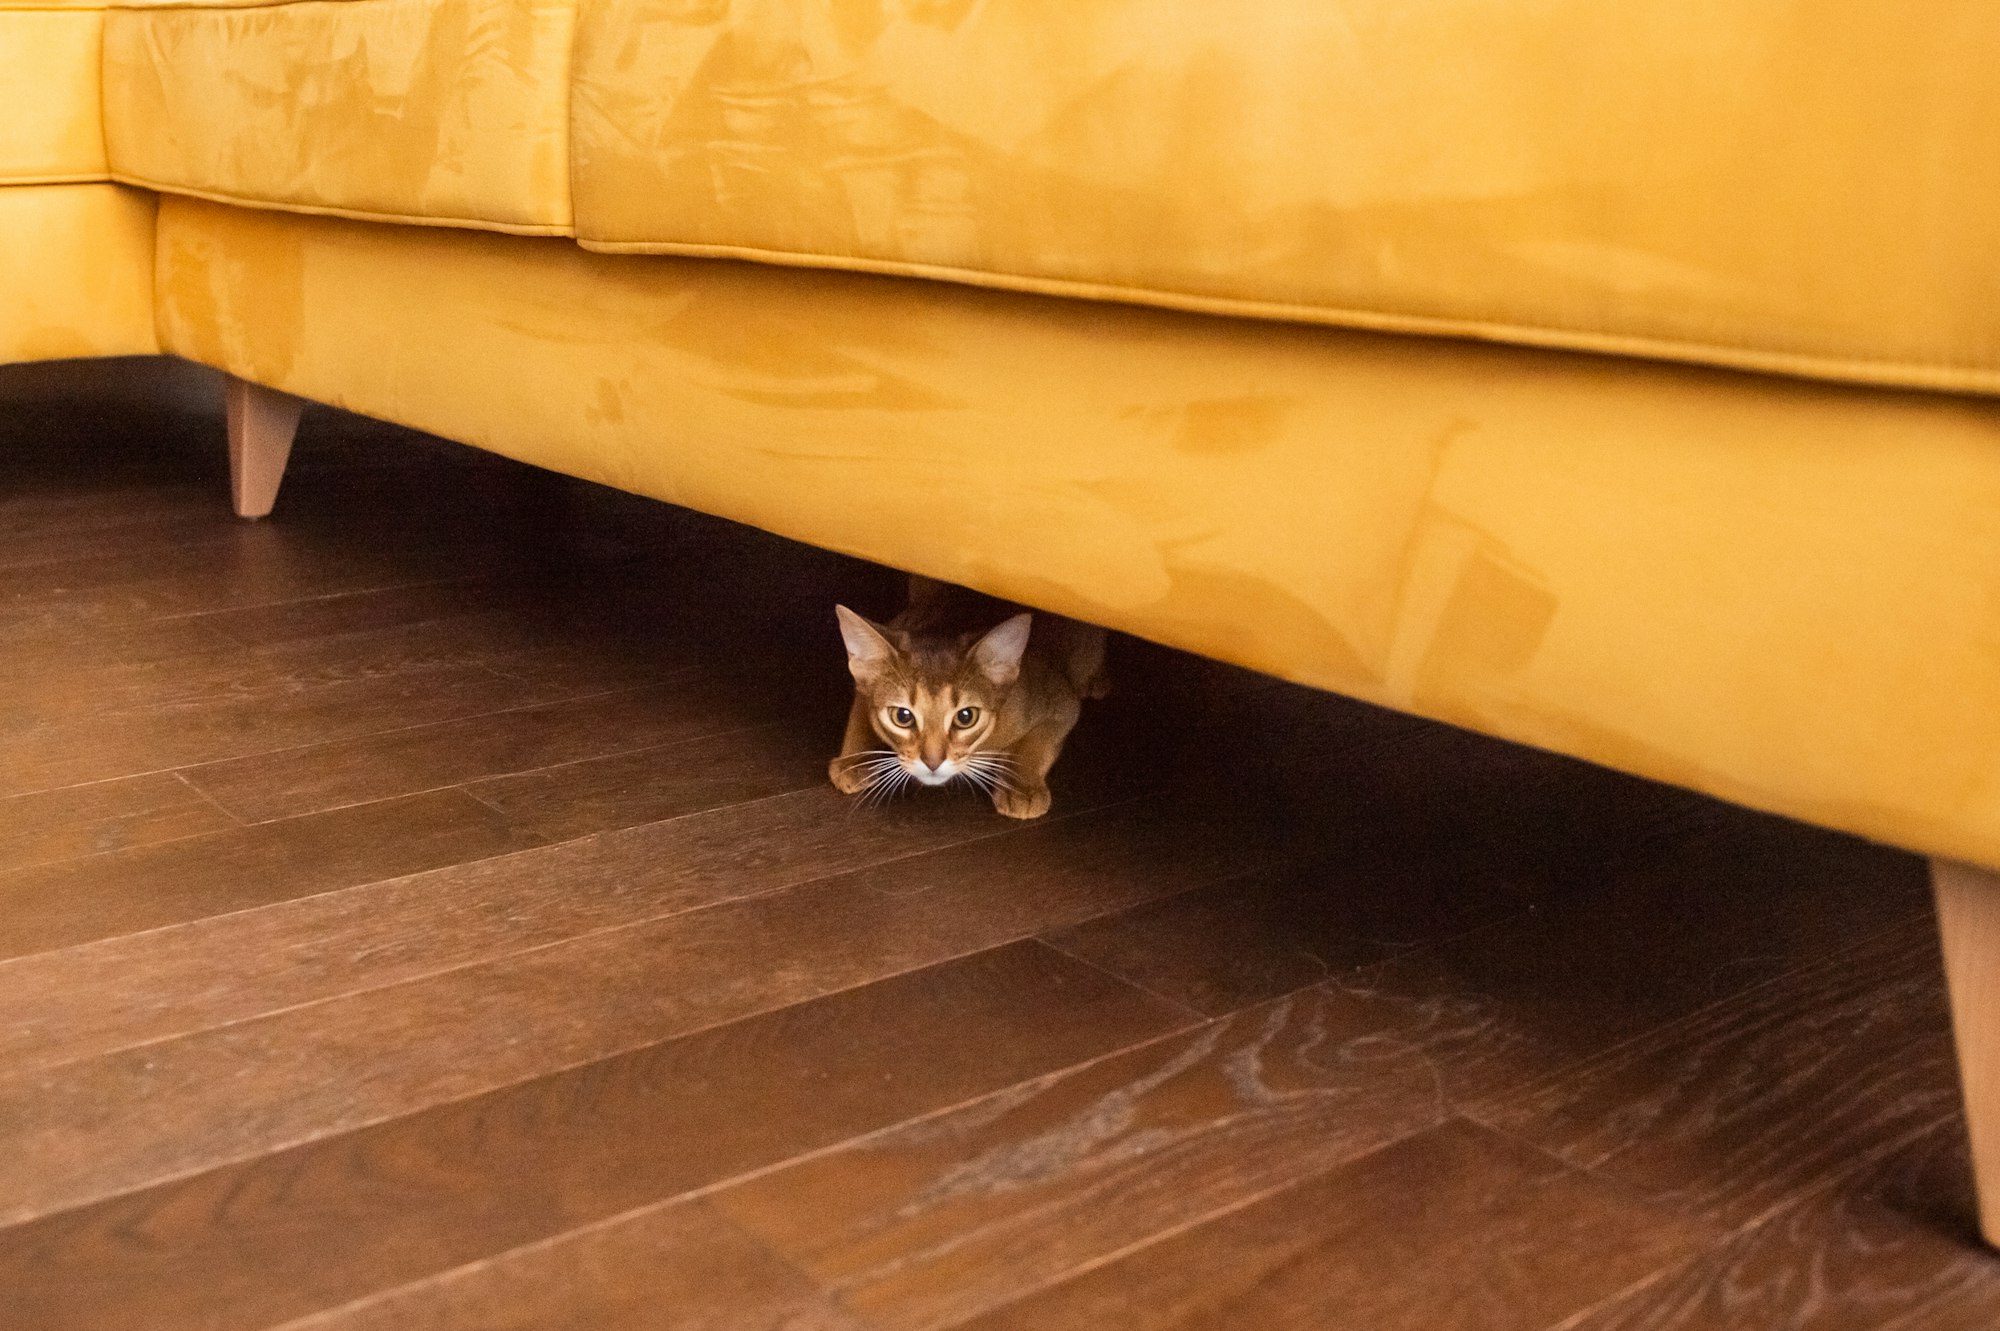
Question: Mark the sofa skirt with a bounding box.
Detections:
[0,185,158,363]
[154,194,2000,869]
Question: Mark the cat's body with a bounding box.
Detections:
[829,577,1107,819]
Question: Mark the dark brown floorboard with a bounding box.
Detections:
[0,367,1988,1330]
[1561,1125,2000,1331]
[944,1120,1711,1331]
[0,771,238,874]
[2,943,1187,1331]
[0,787,538,959]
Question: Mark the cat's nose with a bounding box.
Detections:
[909,758,954,787]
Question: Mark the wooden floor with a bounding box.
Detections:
[3,364,1998,1330]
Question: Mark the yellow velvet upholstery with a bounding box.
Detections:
[0,185,158,362]
[0,9,106,183]
[102,0,576,233]
[155,196,2000,868]
[572,0,2000,396]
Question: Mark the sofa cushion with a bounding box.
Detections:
[570,0,2000,396]
[103,0,577,233]
[0,9,106,183]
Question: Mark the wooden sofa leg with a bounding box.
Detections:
[1934,858,2000,1246]
[224,375,304,519]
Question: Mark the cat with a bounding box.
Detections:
[829,577,1108,819]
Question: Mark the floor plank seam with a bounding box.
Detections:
[157,573,498,637]
[447,718,802,812]
[175,678,743,825]
[212,991,1222,1331]
[0,771,1104,980]
[912,1118,1468,1331]
[1536,1252,1708,1331]
[1532,1110,1967,1331]
[0,793,1108,1075]
[137,565,517,628]
[169,771,247,829]
[0,812,1178,1219]
[1028,937,1211,1023]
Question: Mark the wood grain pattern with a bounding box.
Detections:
[0,615,234,688]
[1560,1125,2000,1331]
[0,772,237,874]
[180,680,738,822]
[462,721,825,841]
[285,1199,870,1331]
[1041,851,1539,1017]
[0,788,537,960]
[0,800,1252,1221]
[0,784,1127,1077]
[3,608,578,723]
[1480,916,1959,1230]
[945,1120,1709,1331]
[0,528,506,641]
[1323,823,1935,1114]
[0,943,1187,1331]
[0,513,237,572]
[0,662,551,799]
[185,575,522,648]
[711,984,1453,1330]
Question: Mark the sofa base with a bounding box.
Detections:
[0,184,157,363]
[151,194,2000,873]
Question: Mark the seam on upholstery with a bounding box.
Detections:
[110,172,574,236]
[575,235,2000,398]
[555,0,580,242]
[94,0,109,184]
[107,181,164,356]
[100,0,372,10]
[0,171,110,185]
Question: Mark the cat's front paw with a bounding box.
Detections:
[829,757,872,795]
[992,784,1052,820]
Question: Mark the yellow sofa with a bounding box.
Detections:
[10,0,2000,1241]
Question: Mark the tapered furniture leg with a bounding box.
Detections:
[224,375,304,519]
[1934,858,2000,1246]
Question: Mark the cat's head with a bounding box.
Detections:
[835,604,1031,787]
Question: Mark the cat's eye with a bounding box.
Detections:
[889,707,916,728]
[953,707,980,729]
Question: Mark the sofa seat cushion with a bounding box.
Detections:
[103,0,577,233]
[0,8,107,183]
[571,0,2000,396]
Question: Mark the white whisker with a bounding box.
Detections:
[862,766,914,809]
[964,754,1022,793]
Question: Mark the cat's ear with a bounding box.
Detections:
[835,605,896,683]
[970,613,1032,687]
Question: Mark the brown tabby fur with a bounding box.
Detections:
[830,577,1108,819]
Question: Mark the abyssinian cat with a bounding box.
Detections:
[829,577,1108,819]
